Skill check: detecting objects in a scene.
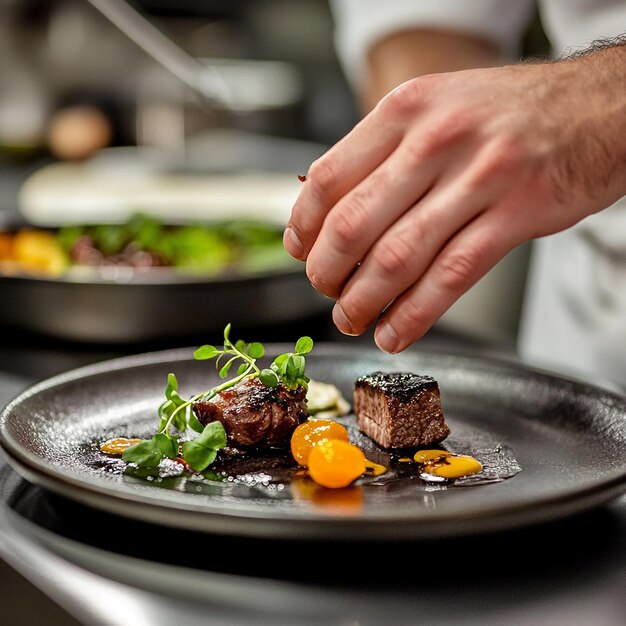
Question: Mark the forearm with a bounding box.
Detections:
[362,28,502,112]
[551,39,626,209]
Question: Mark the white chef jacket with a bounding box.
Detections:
[329,0,626,387]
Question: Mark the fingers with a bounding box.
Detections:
[372,208,525,353]
[304,118,492,304]
[307,122,532,341]
[292,101,485,301]
[331,175,488,335]
[303,142,444,299]
[300,117,482,302]
[284,101,409,262]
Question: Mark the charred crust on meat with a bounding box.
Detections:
[354,372,439,402]
[193,377,308,449]
[214,382,292,410]
[353,371,450,449]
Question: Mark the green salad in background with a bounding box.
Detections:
[0,213,296,277]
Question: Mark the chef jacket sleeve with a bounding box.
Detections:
[328,0,536,88]
[538,0,626,56]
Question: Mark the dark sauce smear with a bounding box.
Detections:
[90,416,522,505]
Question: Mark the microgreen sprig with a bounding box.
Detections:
[122,323,313,472]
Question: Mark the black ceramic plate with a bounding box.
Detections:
[1,344,625,541]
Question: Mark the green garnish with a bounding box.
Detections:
[122,323,314,472]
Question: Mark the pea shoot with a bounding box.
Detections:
[121,323,314,472]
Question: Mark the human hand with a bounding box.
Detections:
[284,48,626,353]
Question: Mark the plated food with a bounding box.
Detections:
[354,371,450,448]
[2,341,624,539]
[100,324,486,490]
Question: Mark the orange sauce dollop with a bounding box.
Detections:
[99,437,143,455]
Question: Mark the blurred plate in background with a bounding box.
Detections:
[17,148,304,227]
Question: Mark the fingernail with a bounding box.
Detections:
[332,303,356,335]
[375,320,400,353]
[283,226,303,259]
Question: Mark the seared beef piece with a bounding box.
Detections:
[193,377,308,448]
[353,372,450,448]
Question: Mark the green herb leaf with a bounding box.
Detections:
[195,420,227,449]
[164,378,177,401]
[158,399,175,419]
[295,336,313,354]
[194,344,219,360]
[181,422,226,471]
[172,409,188,432]
[247,342,265,359]
[286,355,300,381]
[273,353,289,368]
[154,433,179,458]
[218,359,234,378]
[182,440,218,472]
[259,368,279,387]
[122,438,163,467]
[188,408,205,434]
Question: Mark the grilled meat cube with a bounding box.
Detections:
[353,371,450,449]
[193,377,308,448]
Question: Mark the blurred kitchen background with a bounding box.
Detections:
[0,0,550,349]
[0,0,356,172]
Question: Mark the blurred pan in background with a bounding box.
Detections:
[0,212,331,344]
